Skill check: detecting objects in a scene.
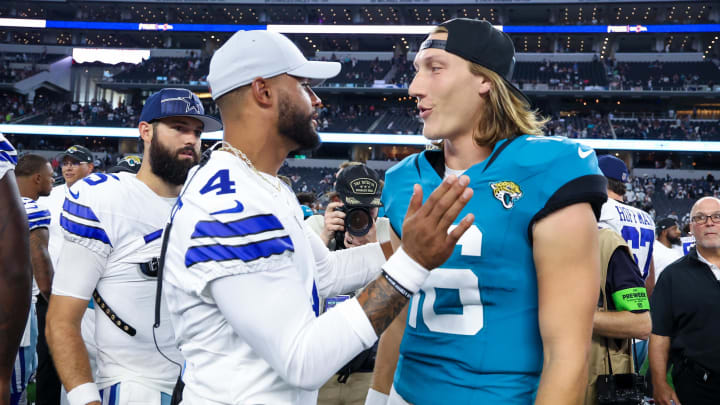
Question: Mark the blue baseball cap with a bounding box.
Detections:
[598,155,629,182]
[139,88,222,132]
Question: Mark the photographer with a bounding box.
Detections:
[306,164,391,405]
[307,163,390,250]
[584,229,651,405]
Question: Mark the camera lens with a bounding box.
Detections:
[346,208,372,237]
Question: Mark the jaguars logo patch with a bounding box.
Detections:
[490,181,522,209]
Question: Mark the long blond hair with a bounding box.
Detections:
[433,26,549,147]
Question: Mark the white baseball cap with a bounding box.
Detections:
[208,30,341,100]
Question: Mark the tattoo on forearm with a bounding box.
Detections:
[358,276,408,335]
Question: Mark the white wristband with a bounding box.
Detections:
[381,247,429,294]
[67,382,100,405]
[365,387,389,405]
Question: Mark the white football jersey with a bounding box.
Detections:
[599,198,656,279]
[23,197,52,298]
[39,184,68,270]
[678,235,695,255]
[55,172,182,393]
[164,151,323,404]
[0,133,17,179]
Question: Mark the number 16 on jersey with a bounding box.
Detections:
[408,224,484,336]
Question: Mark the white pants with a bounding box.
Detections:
[99,381,172,405]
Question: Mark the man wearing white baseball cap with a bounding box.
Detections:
[161,29,475,404]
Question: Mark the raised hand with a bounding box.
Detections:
[401,175,474,270]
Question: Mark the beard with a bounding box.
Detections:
[149,134,199,186]
[277,96,320,151]
[668,234,682,246]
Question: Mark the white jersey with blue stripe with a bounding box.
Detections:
[599,198,655,279]
[53,171,182,394]
[23,197,51,298]
[163,151,322,404]
[0,133,17,179]
[23,197,51,232]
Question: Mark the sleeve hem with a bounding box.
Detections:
[528,174,608,243]
[51,288,92,302]
[337,298,378,347]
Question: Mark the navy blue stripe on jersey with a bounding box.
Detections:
[0,140,14,151]
[29,218,51,230]
[191,214,284,239]
[27,209,51,220]
[60,214,112,246]
[185,236,294,267]
[0,140,17,165]
[143,229,163,243]
[0,150,17,165]
[62,198,100,222]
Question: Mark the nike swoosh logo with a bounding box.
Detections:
[578,147,593,159]
[68,188,80,199]
[210,200,244,215]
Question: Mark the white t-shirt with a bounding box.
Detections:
[164,151,386,404]
[0,133,17,179]
[599,198,656,279]
[696,250,720,281]
[52,172,182,393]
[652,240,683,282]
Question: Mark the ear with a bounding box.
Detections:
[139,121,153,143]
[477,75,491,96]
[33,172,42,185]
[250,77,273,108]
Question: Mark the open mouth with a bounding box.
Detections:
[178,150,195,159]
[418,106,433,119]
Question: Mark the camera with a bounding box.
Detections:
[335,206,374,237]
[596,373,647,405]
[332,164,383,250]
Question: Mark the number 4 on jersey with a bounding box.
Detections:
[200,169,236,195]
[409,224,484,336]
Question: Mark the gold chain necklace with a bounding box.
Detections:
[212,141,282,192]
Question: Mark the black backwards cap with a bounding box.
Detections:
[656,217,679,234]
[420,18,530,105]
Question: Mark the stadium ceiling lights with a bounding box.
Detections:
[4,124,720,152]
[1,18,719,34]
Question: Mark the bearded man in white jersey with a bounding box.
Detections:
[162,30,474,405]
[46,88,222,405]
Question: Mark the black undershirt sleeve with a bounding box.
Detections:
[528,174,608,242]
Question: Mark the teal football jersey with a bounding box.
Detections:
[382,135,607,404]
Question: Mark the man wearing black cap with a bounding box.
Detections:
[370,18,608,405]
[36,145,95,405]
[161,29,474,405]
[652,217,683,284]
[312,163,390,251]
[46,88,221,405]
[106,156,142,175]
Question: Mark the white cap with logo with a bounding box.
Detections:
[208,30,342,100]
